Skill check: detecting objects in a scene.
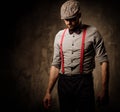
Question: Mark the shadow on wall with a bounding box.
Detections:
[2,0,120,112]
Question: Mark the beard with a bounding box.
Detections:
[67,17,82,30]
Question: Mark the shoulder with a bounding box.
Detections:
[56,29,66,37]
[54,29,66,44]
[82,24,97,33]
[55,29,67,40]
[83,24,101,37]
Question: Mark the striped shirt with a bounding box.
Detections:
[51,24,108,76]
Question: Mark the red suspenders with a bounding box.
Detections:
[60,29,67,74]
[80,29,86,74]
[60,28,86,74]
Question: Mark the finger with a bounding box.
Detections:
[47,99,51,108]
[43,99,49,109]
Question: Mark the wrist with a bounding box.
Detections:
[46,89,51,94]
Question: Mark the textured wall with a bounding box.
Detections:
[2,0,120,112]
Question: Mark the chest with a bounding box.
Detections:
[60,34,94,53]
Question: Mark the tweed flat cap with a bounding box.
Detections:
[60,0,81,19]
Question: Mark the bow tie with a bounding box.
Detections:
[69,27,81,34]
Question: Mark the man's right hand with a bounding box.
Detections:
[43,93,51,109]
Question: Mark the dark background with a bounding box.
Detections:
[1,0,120,112]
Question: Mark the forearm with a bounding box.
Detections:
[46,66,59,94]
[101,61,109,93]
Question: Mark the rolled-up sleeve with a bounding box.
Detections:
[51,33,61,69]
[94,31,109,64]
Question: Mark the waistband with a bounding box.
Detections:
[59,72,92,78]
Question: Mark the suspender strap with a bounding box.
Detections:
[80,29,86,74]
[60,29,67,74]
[60,28,87,74]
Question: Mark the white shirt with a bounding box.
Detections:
[52,24,108,76]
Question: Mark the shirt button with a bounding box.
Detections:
[72,43,74,46]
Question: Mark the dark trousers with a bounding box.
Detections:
[58,73,95,112]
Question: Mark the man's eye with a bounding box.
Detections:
[71,18,76,21]
[65,18,76,21]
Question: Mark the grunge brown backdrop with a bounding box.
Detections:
[2,0,120,112]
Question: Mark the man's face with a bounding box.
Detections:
[64,14,81,30]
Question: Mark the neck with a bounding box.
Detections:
[70,23,82,31]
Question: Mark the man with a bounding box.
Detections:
[43,0,109,112]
